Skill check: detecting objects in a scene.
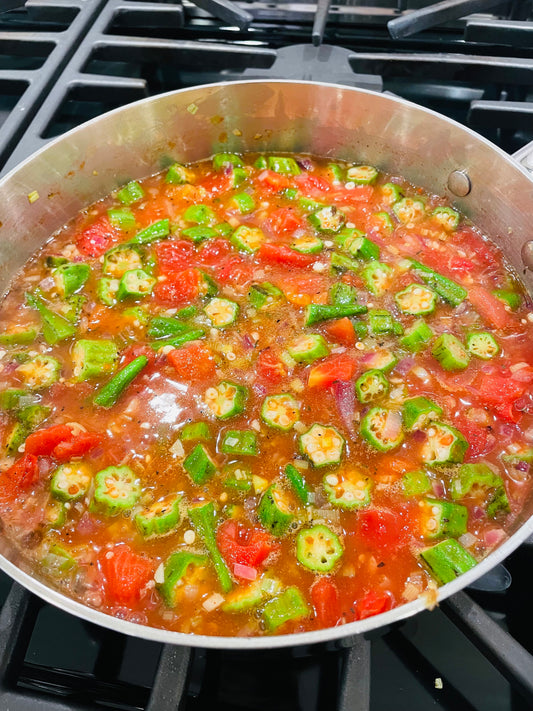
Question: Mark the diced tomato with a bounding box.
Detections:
[358,508,408,553]
[256,170,290,191]
[53,432,104,461]
[474,372,526,423]
[355,589,393,621]
[155,240,195,275]
[24,424,73,457]
[100,544,154,603]
[121,344,157,367]
[198,238,233,267]
[468,285,519,331]
[257,243,314,268]
[216,520,276,570]
[324,318,356,347]
[280,274,329,306]
[266,207,304,236]
[448,256,476,277]
[293,173,332,197]
[76,217,119,257]
[308,354,358,389]
[455,228,500,268]
[197,173,232,195]
[455,418,495,459]
[311,578,341,628]
[153,267,200,305]
[216,256,254,286]
[256,348,287,384]
[167,342,216,381]
[4,454,39,489]
[329,185,373,204]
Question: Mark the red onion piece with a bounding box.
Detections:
[296,158,314,171]
[331,380,355,430]
[252,383,267,398]
[412,429,427,443]
[432,480,445,498]
[395,357,415,376]
[242,334,254,350]
[484,528,506,548]
[37,457,55,478]
[515,460,530,473]
[233,563,258,581]
[471,506,485,521]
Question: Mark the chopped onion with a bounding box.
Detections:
[154,563,165,585]
[395,357,415,376]
[432,480,445,498]
[296,157,314,171]
[202,593,225,612]
[458,532,478,548]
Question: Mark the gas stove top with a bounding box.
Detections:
[1,1,533,709]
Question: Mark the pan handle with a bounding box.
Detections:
[512,141,533,173]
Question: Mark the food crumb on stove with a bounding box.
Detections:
[434,678,443,690]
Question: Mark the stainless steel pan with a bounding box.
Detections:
[1,80,532,650]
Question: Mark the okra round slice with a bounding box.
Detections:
[355,369,389,404]
[262,586,309,632]
[402,469,432,497]
[399,318,433,353]
[221,430,258,456]
[323,470,372,509]
[420,422,468,465]
[346,165,378,185]
[222,577,267,613]
[419,498,468,540]
[291,234,323,254]
[431,206,460,231]
[380,182,403,204]
[287,334,329,364]
[402,396,443,431]
[361,261,393,297]
[91,465,141,516]
[204,297,239,329]
[134,494,182,538]
[16,355,61,390]
[44,498,67,528]
[183,443,217,485]
[296,524,344,573]
[117,269,155,300]
[51,462,93,502]
[432,333,470,371]
[103,245,142,278]
[308,206,345,234]
[363,349,398,372]
[157,551,209,607]
[204,381,248,420]
[230,225,264,253]
[466,332,499,360]
[395,283,437,316]
[53,263,90,298]
[451,462,498,499]
[360,407,404,452]
[71,339,119,381]
[258,484,295,536]
[419,538,477,585]
[393,197,426,224]
[261,393,300,431]
[299,424,345,467]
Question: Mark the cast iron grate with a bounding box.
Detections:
[1,567,533,711]
[0,0,112,172]
[5,0,533,173]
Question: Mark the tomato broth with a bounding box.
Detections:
[0,153,532,637]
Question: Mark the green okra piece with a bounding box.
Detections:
[117,180,145,205]
[305,303,367,326]
[93,355,148,408]
[284,463,312,505]
[149,328,205,351]
[53,263,92,297]
[129,219,170,245]
[25,292,76,345]
[0,328,39,347]
[188,501,233,593]
[410,260,467,306]
[147,317,191,340]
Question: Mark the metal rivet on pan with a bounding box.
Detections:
[447,170,471,197]
[521,241,533,271]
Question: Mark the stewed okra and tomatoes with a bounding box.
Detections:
[0,152,531,637]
